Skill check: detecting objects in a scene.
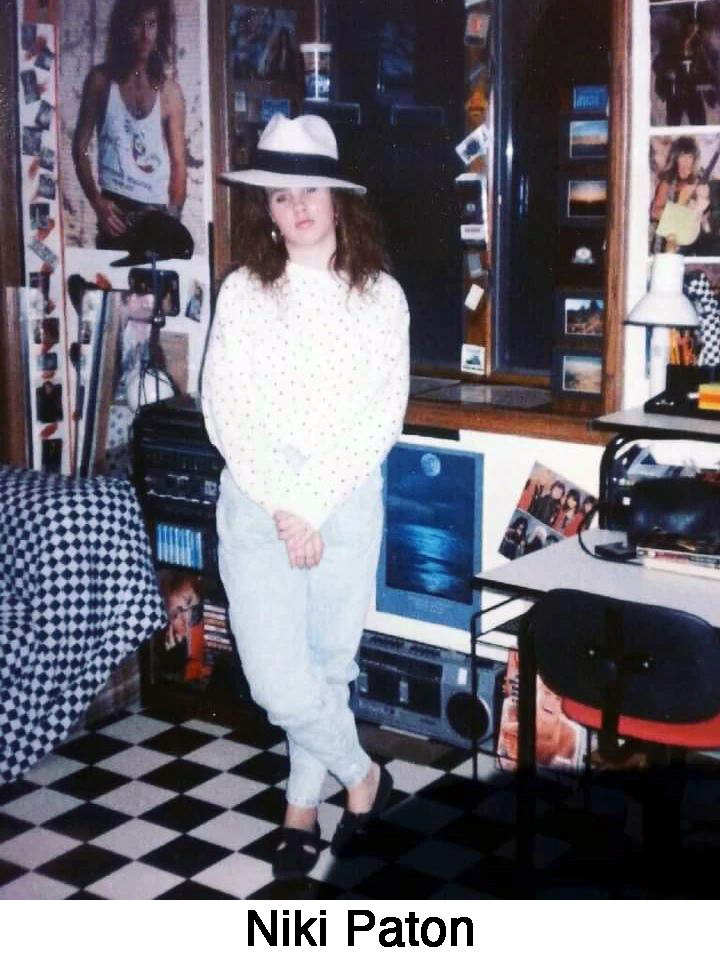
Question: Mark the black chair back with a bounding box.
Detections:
[529,589,720,750]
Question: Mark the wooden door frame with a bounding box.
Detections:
[602,0,631,414]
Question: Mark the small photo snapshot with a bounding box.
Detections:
[465,249,486,280]
[260,98,290,123]
[36,380,63,423]
[39,146,55,171]
[185,281,204,321]
[29,270,50,299]
[465,9,490,46]
[552,348,603,396]
[37,173,56,199]
[29,236,58,268]
[21,22,37,51]
[37,351,58,374]
[35,99,53,130]
[461,342,486,374]
[565,179,607,220]
[22,125,42,157]
[556,292,605,338]
[564,296,604,337]
[28,288,45,321]
[41,437,62,474]
[20,69,40,104]
[572,84,608,113]
[456,172,486,224]
[555,228,605,286]
[40,315,59,348]
[35,44,54,71]
[30,202,50,230]
[569,119,608,160]
[455,123,489,165]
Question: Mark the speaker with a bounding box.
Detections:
[351,630,505,750]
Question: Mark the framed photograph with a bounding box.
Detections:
[551,347,603,397]
[376,442,484,630]
[561,177,607,224]
[572,84,608,113]
[567,118,608,160]
[555,227,605,286]
[554,290,605,339]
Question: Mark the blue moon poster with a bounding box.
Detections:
[377,443,483,629]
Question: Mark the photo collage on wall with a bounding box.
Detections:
[649,0,720,369]
[456,0,491,376]
[551,82,608,398]
[15,0,212,480]
[498,461,596,562]
[17,10,67,473]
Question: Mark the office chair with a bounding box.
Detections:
[516,588,720,888]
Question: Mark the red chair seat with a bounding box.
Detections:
[563,697,720,749]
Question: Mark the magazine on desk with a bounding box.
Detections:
[636,532,720,579]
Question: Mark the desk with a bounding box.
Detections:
[592,407,720,528]
[473,528,720,873]
[475,528,720,627]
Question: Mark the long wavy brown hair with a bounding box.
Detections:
[231,185,391,292]
[106,0,176,86]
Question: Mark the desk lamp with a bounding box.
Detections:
[626,252,699,397]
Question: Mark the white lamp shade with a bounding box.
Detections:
[627,253,698,328]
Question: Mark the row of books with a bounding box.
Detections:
[636,532,720,581]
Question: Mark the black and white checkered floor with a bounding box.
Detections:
[3,698,720,899]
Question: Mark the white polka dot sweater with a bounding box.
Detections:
[202,260,410,530]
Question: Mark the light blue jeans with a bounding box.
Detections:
[216,467,383,807]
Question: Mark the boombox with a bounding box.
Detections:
[351,630,505,750]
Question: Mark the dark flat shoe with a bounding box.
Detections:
[272,822,322,880]
[331,765,394,856]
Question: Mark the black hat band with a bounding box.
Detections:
[254,148,341,179]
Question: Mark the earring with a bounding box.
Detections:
[270,225,280,244]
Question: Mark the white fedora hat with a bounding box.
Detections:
[220,113,366,194]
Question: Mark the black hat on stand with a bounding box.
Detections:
[110,211,194,267]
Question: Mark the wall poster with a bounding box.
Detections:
[377,443,484,630]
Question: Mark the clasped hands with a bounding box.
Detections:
[273,510,324,569]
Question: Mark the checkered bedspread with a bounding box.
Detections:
[0,467,165,782]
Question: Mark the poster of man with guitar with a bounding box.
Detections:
[650,133,720,255]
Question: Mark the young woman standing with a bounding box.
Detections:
[202,113,409,878]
